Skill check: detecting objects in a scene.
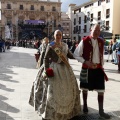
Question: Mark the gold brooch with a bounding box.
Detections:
[54,47,61,55]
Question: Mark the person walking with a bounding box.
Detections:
[116,42,120,71]
[106,40,113,62]
[29,30,81,120]
[74,24,111,119]
[36,37,49,68]
[112,38,118,64]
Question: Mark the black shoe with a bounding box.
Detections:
[106,60,108,62]
[99,112,111,119]
[83,107,88,114]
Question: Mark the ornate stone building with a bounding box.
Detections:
[0,0,61,40]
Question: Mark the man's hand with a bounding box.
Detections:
[84,61,95,68]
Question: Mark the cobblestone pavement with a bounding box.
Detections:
[0,47,120,120]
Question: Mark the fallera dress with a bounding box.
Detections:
[29,42,81,120]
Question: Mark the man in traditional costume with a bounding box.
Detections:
[74,24,111,119]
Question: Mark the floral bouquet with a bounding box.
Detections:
[46,68,54,77]
[42,68,54,79]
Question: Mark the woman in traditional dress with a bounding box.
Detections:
[29,30,81,120]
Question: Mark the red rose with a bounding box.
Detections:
[46,68,54,77]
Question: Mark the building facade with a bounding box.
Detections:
[0,1,2,38]
[0,0,61,40]
[60,12,71,40]
[68,0,120,41]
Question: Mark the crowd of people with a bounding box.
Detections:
[28,24,118,120]
[104,38,120,71]
[0,38,11,52]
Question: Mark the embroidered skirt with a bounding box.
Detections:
[29,63,81,120]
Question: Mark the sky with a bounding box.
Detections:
[61,0,89,12]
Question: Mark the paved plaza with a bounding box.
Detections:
[0,46,120,120]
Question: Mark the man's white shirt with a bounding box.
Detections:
[74,38,104,65]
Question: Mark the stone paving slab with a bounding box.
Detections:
[0,47,120,120]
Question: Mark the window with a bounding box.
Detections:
[73,27,76,34]
[74,10,76,14]
[98,0,102,6]
[76,26,78,33]
[52,7,56,11]
[84,15,87,23]
[84,25,87,33]
[79,17,81,24]
[67,23,69,26]
[106,9,110,18]
[79,26,81,33]
[20,5,23,10]
[41,6,44,11]
[30,5,34,10]
[106,21,109,30]
[74,27,75,33]
[98,11,101,20]
[106,0,110,3]
[7,4,11,9]
[79,8,81,12]
[74,18,76,25]
[84,3,93,8]
[91,14,93,22]
[78,36,81,41]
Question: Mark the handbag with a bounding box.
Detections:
[80,68,88,83]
